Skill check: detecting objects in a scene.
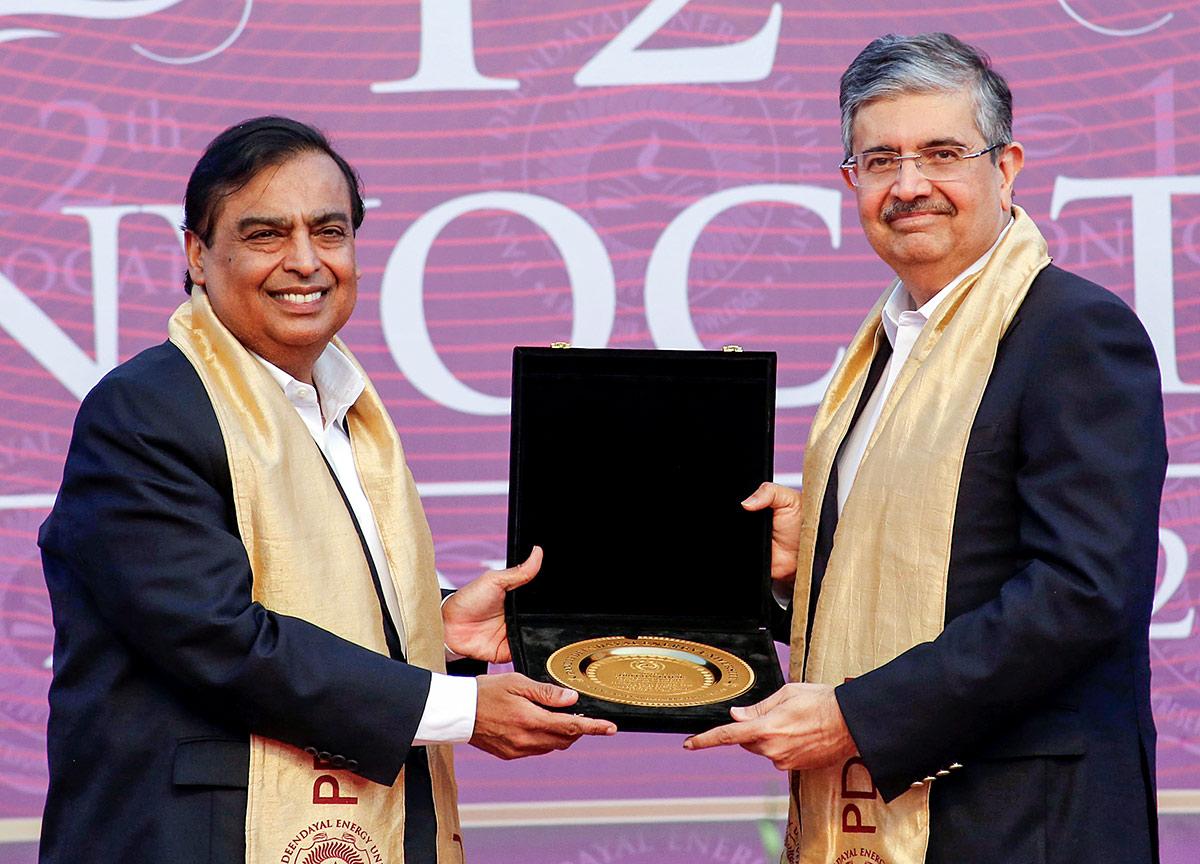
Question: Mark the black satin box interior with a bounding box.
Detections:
[504,346,785,733]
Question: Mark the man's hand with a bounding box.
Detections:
[442,547,542,663]
[742,482,803,596]
[470,672,617,759]
[683,683,857,771]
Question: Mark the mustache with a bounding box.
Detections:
[883,200,956,222]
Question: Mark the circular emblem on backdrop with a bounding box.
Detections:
[0,543,53,799]
[476,7,823,341]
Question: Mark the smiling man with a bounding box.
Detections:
[188,147,361,383]
[38,117,614,864]
[687,34,1167,863]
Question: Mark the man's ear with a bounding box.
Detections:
[998,141,1025,211]
[184,230,206,288]
[840,166,857,192]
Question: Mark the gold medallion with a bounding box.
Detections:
[546,636,755,707]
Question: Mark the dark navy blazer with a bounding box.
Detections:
[798,265,1167,864]
[38,343,453,863]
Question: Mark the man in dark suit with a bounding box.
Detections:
[38,116,614,863]
[687,34,1166,863]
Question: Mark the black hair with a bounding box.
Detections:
[182,116,365,293]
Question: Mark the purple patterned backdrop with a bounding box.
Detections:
[0,1,1197,861]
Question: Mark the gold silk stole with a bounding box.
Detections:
[785,207,1050,864]
[169,290,464,863]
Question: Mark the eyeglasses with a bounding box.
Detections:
[839,143,1006,188]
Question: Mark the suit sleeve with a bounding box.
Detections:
[40,360,431,786]
[834,293,1167,801]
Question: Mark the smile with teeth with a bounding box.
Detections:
[272,290,327,305]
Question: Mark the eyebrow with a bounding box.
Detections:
[920,136,971,149]
[236,210,351,234]
[310,209,351,227]
[857,137,971,155]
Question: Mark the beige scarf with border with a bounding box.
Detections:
[168,289,464,863]
[784,207,1050,864]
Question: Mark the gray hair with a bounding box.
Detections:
[839,33,1012,159]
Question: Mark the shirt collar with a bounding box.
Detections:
[252,343,365,431]
[881,216,1015,347]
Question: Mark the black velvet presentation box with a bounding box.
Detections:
[505,346,785,733]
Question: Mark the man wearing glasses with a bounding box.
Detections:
[688,33,1166,863]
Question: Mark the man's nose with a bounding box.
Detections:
[283,233,321,275]
[891,157,932,200]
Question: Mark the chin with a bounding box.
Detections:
[890,238,952,265]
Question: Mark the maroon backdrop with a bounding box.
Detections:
[1,2,1197,861]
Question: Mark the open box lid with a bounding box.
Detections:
[506,346,777,632]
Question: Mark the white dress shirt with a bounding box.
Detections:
[835,219,1014,515]
[254,345,477,745]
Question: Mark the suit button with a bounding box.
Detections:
[910,780,925,788]
[346,759,359,771]
[318,751,332,761]
[922,776,936,783]
[936,769,951,777]
[949,762,963,770]
[331,755,346,768]
[304,747,318,756]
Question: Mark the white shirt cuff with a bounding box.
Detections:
[772,580,793,609]
[440,591,466,662]
[413,671,478,745]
